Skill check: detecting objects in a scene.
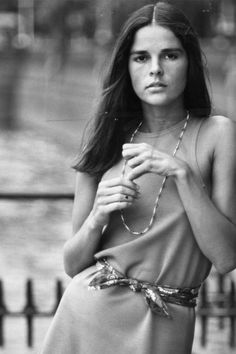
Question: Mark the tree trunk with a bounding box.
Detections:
[0,47,28,129]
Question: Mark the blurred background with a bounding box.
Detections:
[0,0,235,353]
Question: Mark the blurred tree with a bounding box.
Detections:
[111,0,156,38]
[174,0,219,38]
[0,0,30,129]
[111,0,219,39]
[0,0,17,12]
[36,0,96,72]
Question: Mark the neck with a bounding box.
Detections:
[141,103,187,133]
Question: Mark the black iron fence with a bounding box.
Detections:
[0,192,74,347]
[198,278,236,348]
[0,191,74,200]
[0,276,235,348]
[0,279,64,347]
[0,192,236,348]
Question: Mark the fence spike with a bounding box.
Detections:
[229,281,235,348]
[52,280,63,315]
[0,280,7,347]
[199,281,208,347]
[23,279,37,347]
[217,273,225,329]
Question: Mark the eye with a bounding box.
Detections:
[163,52,179,60]
[133,54,148,63]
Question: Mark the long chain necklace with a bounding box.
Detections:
[120,112,190,236]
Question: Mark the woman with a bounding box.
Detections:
[41,2,236,354]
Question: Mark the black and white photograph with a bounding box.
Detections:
[0,1,236,353]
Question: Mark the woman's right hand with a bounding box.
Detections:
[65,174,140,277]
[90,177,140,228]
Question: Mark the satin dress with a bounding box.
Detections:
[41,117,212,354]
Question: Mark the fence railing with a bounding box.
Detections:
[198,279,236,348]
[0,191,74,347]
[0,192,236,348]
[0,277,235,348]
[0,191,74,200]
[0,279,64,347]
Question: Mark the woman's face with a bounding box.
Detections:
[128,25,188,109]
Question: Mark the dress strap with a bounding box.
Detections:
[189,118,208,190]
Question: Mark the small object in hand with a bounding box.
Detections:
[125,195,129,200]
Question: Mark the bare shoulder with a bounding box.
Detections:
[199,115,236,149]
[201,115,236,136]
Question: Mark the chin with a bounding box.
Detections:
[143,98,171,107]
[141,93,183,108]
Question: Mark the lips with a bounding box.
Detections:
[146,82,167,89]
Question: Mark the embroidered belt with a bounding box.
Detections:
[88,258,200,318]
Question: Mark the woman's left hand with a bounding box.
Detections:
[122,143,187,181]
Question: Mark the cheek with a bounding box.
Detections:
[129,67,143,94]
[173,63,188,90]
[128,61,135,85]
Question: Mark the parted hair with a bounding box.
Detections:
[73,1,211,177]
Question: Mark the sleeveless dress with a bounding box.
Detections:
[41,117,212,354]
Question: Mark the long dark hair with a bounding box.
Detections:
[73,1,211,177]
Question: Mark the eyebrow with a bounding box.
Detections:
[129,48,184,55]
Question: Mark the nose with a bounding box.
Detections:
[150,57,163,76]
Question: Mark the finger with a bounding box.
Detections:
[123,143,148,149]
[101,193,137,205]
[121,178,140,191]
[99,185,140,198]
[123,145,152,160]
[127,155,144,168]
[127,162,151,181]
[122,146,143,159]
[102,202,133,214]
[99,177,124,188]
[99,177,138,191]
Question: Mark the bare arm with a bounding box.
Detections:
[63,172,101,277]
[63,172,139,277]
[122,116,236,274]
[173,117,236,274]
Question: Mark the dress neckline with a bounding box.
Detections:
[136,118,188,138]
